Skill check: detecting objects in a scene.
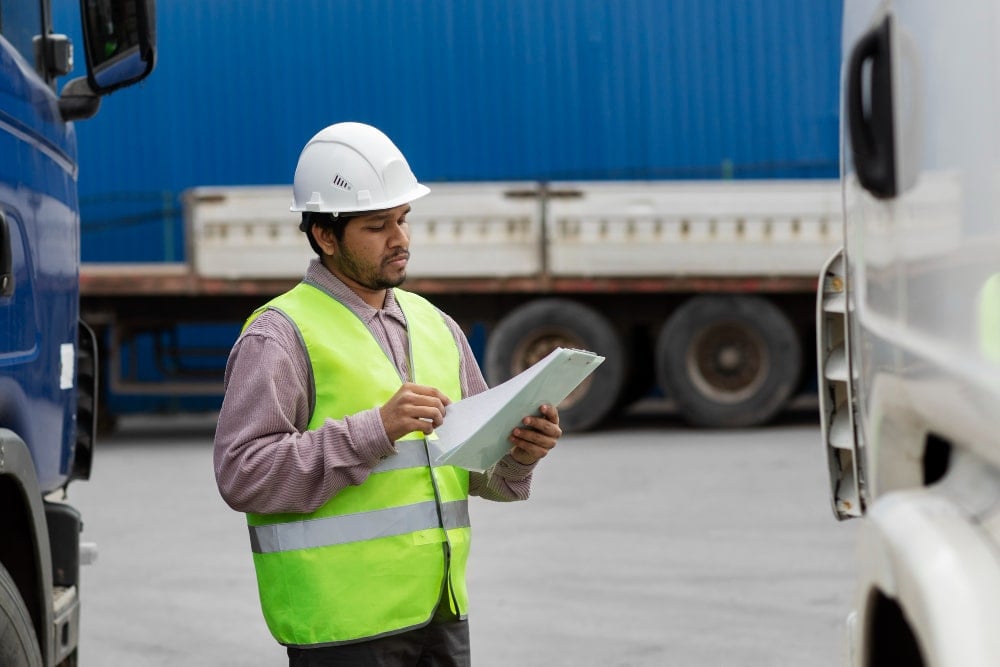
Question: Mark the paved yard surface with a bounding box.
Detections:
[70,410,856,666]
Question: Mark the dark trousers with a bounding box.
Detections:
[286,620,470,667]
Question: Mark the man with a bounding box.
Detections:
[213,122,562,667]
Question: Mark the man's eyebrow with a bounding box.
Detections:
[364,206,411,223]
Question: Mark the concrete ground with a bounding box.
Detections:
[68,408,857,666]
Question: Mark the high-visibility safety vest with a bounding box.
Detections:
[979,273,1000,364]
[242,281,471,648]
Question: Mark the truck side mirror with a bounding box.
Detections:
[59,0,157,121]
[81,0,157,94]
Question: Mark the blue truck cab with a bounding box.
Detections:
[0,1,154,664]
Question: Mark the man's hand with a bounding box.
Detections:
[508,404,562,465]
[380,383,452,442]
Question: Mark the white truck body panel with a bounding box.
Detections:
[854,467,1000,666]
[547,180,842,277]
[184,186,304,280]
[844,0,1000,479]
[185,180,841,281]
[186,182,542,280]
[826,0,1000,664]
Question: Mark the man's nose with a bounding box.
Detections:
[388,221,409,246]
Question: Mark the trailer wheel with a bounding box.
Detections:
[0,562,42,667]
[485,299,624,432]
[656,295,801,428]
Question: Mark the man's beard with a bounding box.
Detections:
[335,246,407,290]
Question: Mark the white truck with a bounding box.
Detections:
[817,0,1000,664]
[150,178,841,433]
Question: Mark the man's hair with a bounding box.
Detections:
[300,212,349,256]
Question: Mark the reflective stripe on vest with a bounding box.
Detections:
[249,498,470,554]
[243,282,470,648]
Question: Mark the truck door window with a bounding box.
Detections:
[0,0,42,70]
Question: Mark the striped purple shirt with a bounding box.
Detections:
[213,259,535,514]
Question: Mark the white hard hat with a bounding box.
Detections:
[290,122,430,215]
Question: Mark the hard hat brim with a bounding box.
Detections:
[290,183,430,214]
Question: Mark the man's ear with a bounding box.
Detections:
[312,224,339,256]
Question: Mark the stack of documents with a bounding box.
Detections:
[428,347,605,472]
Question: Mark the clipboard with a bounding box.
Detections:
[427,347,605,471]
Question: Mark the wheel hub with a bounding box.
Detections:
[687,323,769,404]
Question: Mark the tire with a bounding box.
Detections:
[655,295,802,428]
[0,561,42,667]
[485,299,625,432]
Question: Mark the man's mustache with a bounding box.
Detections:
[385,251,410,264]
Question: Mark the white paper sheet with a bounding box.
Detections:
[428,347,605,471]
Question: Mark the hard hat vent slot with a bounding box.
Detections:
[331,174,353,191]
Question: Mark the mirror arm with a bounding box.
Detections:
[58,76,102,122]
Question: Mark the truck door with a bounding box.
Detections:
[0,0,80,491]
[830,1,1000,511]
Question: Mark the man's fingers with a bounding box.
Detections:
[396,384,449,415]
[539,403,560,426]
[509,438,553,463]
[511,429,557,451]
[403,402,447,428]
[519,414,562,440]
[506,404,563,465]
[381,383,453,441]
[400,383,452,406]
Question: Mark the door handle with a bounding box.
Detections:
[847,14,898,199]
[0,212,13,297]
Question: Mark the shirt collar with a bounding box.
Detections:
[305,259,407,327]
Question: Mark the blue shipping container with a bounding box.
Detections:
[54,0,843,419]
[52,0,842,263]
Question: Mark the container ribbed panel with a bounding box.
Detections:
[49,0,842,261]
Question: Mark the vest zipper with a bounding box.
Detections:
[424,437,459,617]
[408,301,459,618]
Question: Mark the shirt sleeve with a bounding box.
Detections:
[438,310,537,502]
[212,311,397,514]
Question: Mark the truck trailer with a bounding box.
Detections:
[0,1,156,663]
[817,0,1000,664]
[64,0,844,432]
